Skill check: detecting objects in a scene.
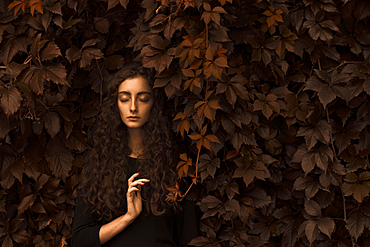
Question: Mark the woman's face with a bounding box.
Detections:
[117,76,153,130]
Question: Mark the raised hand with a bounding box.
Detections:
[126,172,150,221]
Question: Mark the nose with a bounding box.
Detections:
[130,98,137,113]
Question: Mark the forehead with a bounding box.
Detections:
[118,76,152,93]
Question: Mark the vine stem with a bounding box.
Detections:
[179,147,201,201]
[326,108,354,247]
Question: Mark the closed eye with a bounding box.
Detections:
[119,95,130,102]
[138,95,150,102]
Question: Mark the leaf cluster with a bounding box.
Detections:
[1,0,370,246]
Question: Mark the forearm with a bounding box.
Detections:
[99,213,136,244]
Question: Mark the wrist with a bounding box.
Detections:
[122,213,136,224]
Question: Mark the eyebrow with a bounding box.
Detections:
[118,91,152,96]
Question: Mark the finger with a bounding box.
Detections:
[130,179,150,187]
[128,172,140,184]
[127,187,140,194]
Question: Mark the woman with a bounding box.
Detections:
[71,63,198,247]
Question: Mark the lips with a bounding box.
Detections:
[127,116,140,121]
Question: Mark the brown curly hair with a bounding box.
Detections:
[79,63,177,222]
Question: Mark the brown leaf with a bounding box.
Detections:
[318,217,335,238]
[18,194,36,215]
[43,111,61,137]
[346,209,365,241]
[66,46,81,63]
[41,41,62,62]
[305,220,319,245]
[0,86,22,116]
[45,137,74,178]
[94,17,110,34]
[305,200,321,218]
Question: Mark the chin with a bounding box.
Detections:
[124,122,144,129]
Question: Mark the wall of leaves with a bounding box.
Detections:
[0,0,370,246]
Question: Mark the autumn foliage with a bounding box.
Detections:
[1,0,370,246]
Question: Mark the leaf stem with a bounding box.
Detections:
[179,146,201,201]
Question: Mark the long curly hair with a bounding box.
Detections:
[79,63,177,222]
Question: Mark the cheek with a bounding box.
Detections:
[117,102,126,117]
[143,103,153,119]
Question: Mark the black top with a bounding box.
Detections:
[71,157,198,247]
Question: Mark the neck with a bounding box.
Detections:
[128,128,143,158]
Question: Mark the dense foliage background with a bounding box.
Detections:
[1,0,370,246]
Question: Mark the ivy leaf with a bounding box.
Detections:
[7,0,28,17]
[318,217,335,238]
[305,200,321,218]
[65,46,81,63]
[342,172,370,203]
[246,188,271,208]
[45,137,74,178]
[1,37,28,64]
[305,220,319,245]
[346,209,365,241]
[173,112,190,139]
[64,126,90,152]
[0,86,22,116]
[233,157,270,188]
[296,120,331,150]
[107,0,120,10]
[263,6,284,27]
[29,0,43,16]
[10,157,25,183]
[253,93,280,119]
[40,41,62,62]
[188,236,214,246]
[43,111,61,137]
[94,17,110,34]
[176,153,192,178]
[18,194,37,215]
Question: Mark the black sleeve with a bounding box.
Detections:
[175,199,199,247]
[71,196,102,247]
